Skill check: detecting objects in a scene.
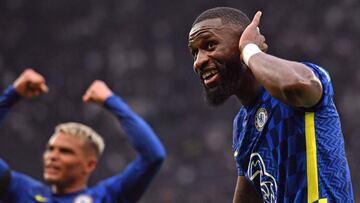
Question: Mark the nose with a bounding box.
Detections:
[193,50,209,74]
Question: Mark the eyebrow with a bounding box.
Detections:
[188,32,214,48]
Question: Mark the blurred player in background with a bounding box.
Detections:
[0,69,166,202]
[188,7,353,202]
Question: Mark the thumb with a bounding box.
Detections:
[251,11,262,27]
[82,91,91,103]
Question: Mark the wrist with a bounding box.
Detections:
[242,43,262,66]
[104,94,118,108]
[1,86,22,106]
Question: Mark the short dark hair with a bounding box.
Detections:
[192,7,250,30]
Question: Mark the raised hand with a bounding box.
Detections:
[239,11,268,53]
[13,68,49,98]
[82,80,113,105]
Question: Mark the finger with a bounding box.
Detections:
[251,11,262,27]
[82,94,89,102]
[82,90,92,102]
[39,83,49,93]
[259,35,266,42]
[33,90,41,97]
[261,43,268,52]
[29,82,47,93]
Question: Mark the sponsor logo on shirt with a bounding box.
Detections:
[34,194,48,202]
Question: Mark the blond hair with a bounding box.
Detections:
[53,122,105,158]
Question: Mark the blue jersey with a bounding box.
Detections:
[232,63,353,202]
[0,86,166,203]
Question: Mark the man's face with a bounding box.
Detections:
[43,133,93,186]
[188,18,244,106]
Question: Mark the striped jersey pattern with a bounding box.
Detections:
[232,63,353,202]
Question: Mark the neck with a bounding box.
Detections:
[51,181,87,195]
[235,73,262,107]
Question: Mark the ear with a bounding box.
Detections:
[85,158,97,173]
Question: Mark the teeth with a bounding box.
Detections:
[202,69,218,79]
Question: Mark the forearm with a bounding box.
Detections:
[247,52,322,107]
[0,86,21,125]
[105,95,166,162]
[103,95,165,202]
[233,176,262,203]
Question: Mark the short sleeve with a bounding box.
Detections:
[235,156,245,176]
[303,62,334,110]
[233,110,246,176]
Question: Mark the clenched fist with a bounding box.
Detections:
[82,80,113,105]
[13,69,49,98]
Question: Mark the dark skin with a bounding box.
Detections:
[189,11,323,202]
[189,18,259,106]
[238,12,323,107]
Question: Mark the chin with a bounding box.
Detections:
[44,174,61,184]
[204,85,231,106]
[202,65,240,106]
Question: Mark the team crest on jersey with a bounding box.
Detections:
[255,108,268,132]
[248,153,277,203]
[74,195,93,203]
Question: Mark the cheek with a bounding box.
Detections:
[63,158,86,172]
[42,152,49,162]
[214,46,239,63]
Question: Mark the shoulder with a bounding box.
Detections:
[301,62,335,109]
[233,108,245,144]
[9,171,48,190]
[2,171,50,202]
[302,62,332,85]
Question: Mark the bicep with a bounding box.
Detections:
[285,64,323,108]
[250,54,323,108]
[233,176,262,203]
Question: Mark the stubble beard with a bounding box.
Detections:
[203,64,241,106]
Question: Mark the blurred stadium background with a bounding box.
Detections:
[0,0,359,202]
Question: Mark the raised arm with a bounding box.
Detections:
[0,68,48,125]
[83,80,166,202]
[0,86,20,125]
[0,69,48,198]
[239,12,322,108]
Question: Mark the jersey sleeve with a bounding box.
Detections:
[99,95,166,202]
[0,86,21,126]
[0,160,50,202]
[303,62,334,110]
[0,160,11,197]
[0,86,22,198]
[233,110,246,176]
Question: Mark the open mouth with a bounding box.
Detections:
[45,164,61,174]
[201,68,220,87]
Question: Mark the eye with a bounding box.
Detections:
[59,147,75,155]
[191,49,198,59]
[45,145,53,152]
[206,41,216,50]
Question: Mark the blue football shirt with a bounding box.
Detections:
[233,63,353,202]
[0,87,165,203]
